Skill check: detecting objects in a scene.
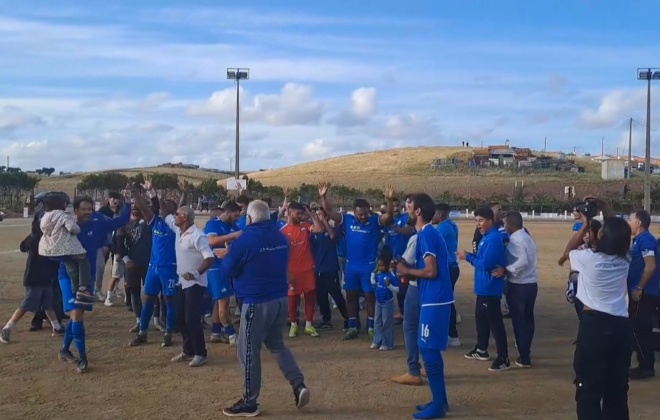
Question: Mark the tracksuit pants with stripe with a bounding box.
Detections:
[238,297,305,406]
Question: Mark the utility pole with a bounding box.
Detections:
[601,136,604,159]
[628,117,633,179]
[637,67,659,212]
[226,68,250,182]
[544,137,547,153]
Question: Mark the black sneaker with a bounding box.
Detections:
[293,384,311,409]
[488,357,511,372]
[76,358,89,373]
[161,333,172,348]
[515,358,531,368]
[314,321,333,330]
[629,367,655,380]
[29,324,43,332]
[222,398,260,417]
[58,349,78,363]
[464,348,490,361]
[129,333,147,347]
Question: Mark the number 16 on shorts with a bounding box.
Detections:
[417,305,450,350]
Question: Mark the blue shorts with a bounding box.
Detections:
[344,262,376,293]
[207,269,234,300]
[144,264,178,297]
[418,304,451,350]
[59,264,93,313]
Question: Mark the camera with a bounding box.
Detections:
[575,200,598,219]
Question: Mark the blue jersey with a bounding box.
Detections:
[415,224,454,306]
[436,219,458,266]
[373,271,400,303]
[572,222,583,232]
[384,214,413,259]
[237,214,247,231]
[628,230,660,295]
[310,229,340,274]
[336,235,347,258]
[342,214,382,266]
[78,206,131,272]
[149,216,176,266]
[204,217,240,269]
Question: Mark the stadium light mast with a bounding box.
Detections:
[637,68,660,212]
[227,68,250,181]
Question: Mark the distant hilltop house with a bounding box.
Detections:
[431,144,582,173]
[158,162,200,170]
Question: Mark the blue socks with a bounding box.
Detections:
[62,321,73,351]
[367,317,375,330]
[212,323,223,334]
[165,300,176,333]
[223,325,236,336]
[71,321,87,361]
[416,348,448,419]
[348,317,357,329]
[139,299,155,333]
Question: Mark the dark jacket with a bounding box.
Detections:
[119,219,152,266]
[21,213,60,288]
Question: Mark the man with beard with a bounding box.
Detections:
[205,201,242,344]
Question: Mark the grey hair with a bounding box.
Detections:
[179,206,195,223]
[246,200,270,224]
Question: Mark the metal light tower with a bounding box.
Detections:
[637,68,660,211]
[227,68,250,181]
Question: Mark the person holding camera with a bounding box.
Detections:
[561,198,632,419]
[626,210,659,380]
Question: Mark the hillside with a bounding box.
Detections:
[248,146,636,198]
[36,167,233,198]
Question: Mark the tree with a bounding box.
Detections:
[0,168,40,211]
[77,173,130,200]
[150,173,179,191]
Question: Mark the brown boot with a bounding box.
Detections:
[391,373,423,386]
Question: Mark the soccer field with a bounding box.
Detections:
[0,219,657,419]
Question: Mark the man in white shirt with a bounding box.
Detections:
[165,206,215,367]
[492,211,538,368]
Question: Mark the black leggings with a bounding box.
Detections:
[574,310,631,420]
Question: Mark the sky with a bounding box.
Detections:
[2,0,660,173]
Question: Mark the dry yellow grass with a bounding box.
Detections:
[36,167,232,197]
[248,146,608,195]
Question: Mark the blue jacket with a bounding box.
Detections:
[220,220,289,304]
[466,227,507,297]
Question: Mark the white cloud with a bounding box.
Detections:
[329,87,378,127]
[579,89,651,129]
[190,83,326,126]
[0,106,45,134]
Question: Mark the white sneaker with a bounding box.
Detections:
[448,337,462,347]
[456,313,462,324]
[189,355,208,367]
[104,297,114,307]
[113,288,123,298]
[228,334,237,346]
[96,292,105,302]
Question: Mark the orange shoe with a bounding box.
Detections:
[391,373,423,386]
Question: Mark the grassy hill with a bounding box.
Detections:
[248,146,636,198]
[36,167,233,198]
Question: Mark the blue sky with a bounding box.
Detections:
[1,0,660,173]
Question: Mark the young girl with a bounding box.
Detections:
[39,195,95,305]
[370,253,400,350]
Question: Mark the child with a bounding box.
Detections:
[38,195,95,305]
[370,253,400,350]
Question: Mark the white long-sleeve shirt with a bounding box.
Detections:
[165,215,215,289]
[505,229,538,285]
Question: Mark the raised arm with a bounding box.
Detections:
[104,202,131,232]
[378,185,396,227]
[132,180,155,223]
[318,182,342,225]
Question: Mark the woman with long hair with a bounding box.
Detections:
[561,200,632,420]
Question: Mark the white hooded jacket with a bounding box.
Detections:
[39,209,86,257]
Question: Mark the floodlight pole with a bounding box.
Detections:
[638,68,659,212]
[227,68,250,181]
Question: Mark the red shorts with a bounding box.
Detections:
[288,270,316,296]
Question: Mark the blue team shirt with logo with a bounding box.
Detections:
[374,271,400,304]
[628,230,660,295]
[415,224,454,306]
[310,228,340,274]
[204,218,240,269]
[384,214,414,259]
[149,216,176,266]
[343,214,382,266]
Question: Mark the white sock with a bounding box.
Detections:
[50,320,61,330]
[305,321,312,328]
[4,321,15,330]
[135,317,140,324]
[106,290,112,299]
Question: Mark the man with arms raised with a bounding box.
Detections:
[218,200,310,417]
[319,183,396,341]
[58,194,131,373]
[397,193,453,419]
[205,201,242,344]
[166,206,215,367]
[129,179,184,348]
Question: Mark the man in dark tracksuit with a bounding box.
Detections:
[119,203,152,333]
